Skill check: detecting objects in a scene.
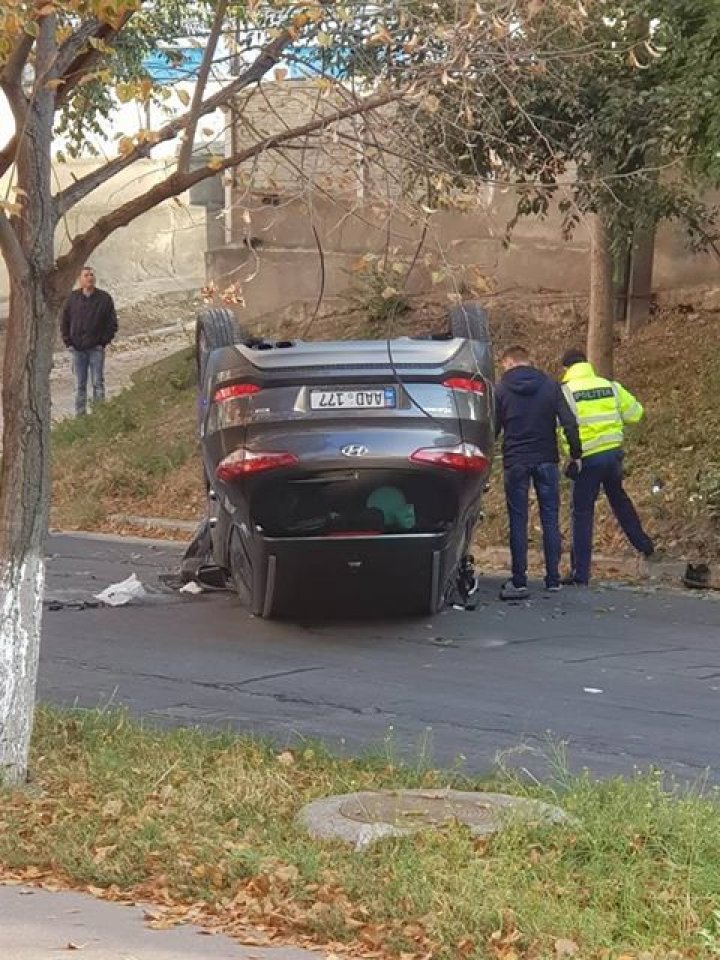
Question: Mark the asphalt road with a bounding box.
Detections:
[40,533,720,781]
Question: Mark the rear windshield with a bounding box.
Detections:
[252,471,458,537]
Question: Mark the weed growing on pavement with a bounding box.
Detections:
[1,708,720,959]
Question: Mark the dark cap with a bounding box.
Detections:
[561,348,587,368]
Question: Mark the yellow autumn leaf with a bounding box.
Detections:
[118,136,134,156]
[116,83,134,103]
[177,88,191,107]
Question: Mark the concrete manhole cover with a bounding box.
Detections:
[300,789,571,848]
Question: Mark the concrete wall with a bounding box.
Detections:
[211,186,720,323]
[208,190,592,323]
[228,82,398,200]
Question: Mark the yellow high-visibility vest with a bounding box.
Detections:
[560,362,644,457]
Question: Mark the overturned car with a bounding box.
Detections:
[184,303,495,617]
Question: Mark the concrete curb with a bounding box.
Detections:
[49,529,188,548]
[108,514,197,534]
[472,545,689,587]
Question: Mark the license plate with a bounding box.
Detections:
[310,388,396,411]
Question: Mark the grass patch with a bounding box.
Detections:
[2,708,720,958]
[51,349,202,530]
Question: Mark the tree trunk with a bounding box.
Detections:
[0,12,57,786]
[0,275,55,785]
[626,220,656,337]
[587,211,615,378]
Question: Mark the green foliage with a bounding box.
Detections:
[55,2,216,157]
[378,0,720,250]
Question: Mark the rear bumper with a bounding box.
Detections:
[251,532,459,617]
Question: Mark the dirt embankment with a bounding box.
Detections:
[49,294,720,564]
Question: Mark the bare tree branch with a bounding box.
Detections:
[53,89,406,286]
[54,10,136,108]
[0,26,31,125]
[0,12,137,182]
[178,0,229,174]
[0,135,18,180]
[52,18,106,80]
[53,29,296,221]
[2,32,34,87]
[0,211,29,280]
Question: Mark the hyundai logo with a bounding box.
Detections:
[341,444,369,458]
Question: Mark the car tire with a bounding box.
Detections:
[196,307,249,383]
[448,301,491,343]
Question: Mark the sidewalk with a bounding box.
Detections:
[0,886,320,960]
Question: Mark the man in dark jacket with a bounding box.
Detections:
[495,345,582,600]
[61,266,118,416]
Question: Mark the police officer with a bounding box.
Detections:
[560,348,654,585]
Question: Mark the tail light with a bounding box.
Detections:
[214,383,261,403]
[410,443,490,472]
[443,377,486,396]
[216,448,298,482]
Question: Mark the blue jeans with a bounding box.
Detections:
[504,462,561,589]
[71,346,106,416]
[571,448,653,584]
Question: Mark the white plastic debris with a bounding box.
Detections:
[94,573,146,607]
[179,581,204,595]
[583,687,604,695]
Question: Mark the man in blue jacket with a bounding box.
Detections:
[495,346,582,600]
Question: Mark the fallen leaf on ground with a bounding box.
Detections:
[555,939,579,957]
